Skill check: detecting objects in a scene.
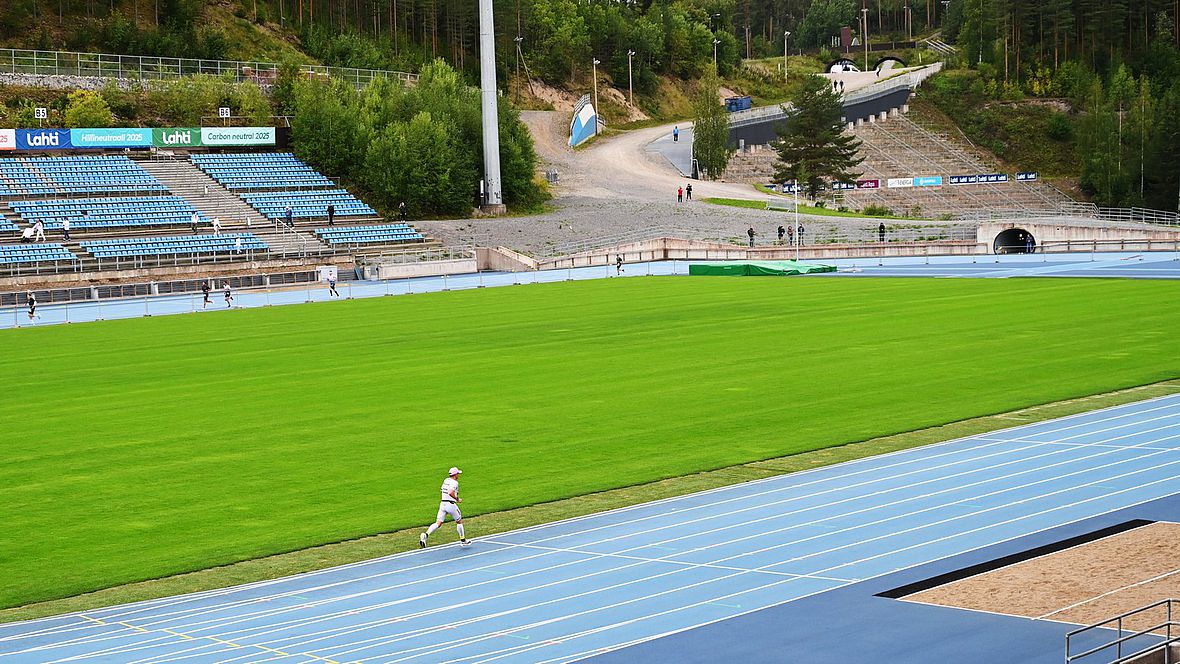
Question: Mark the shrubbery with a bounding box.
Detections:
[290,59,545,218]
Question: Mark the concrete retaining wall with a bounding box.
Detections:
[476,246,538,272]
[366,257,478,280]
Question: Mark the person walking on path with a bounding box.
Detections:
[223,281,233,308]
[33,219,45,242]
[190,211,200,234]
[398,201,407,222]
[61,217,70,241]
[685,183,693,200]
[26,291,36,321]
[677,186,683,203]
[878,222,886,242]
[234,236,242,254]
[673,126,679,142]
[747,227,756,248]
[420,467,469,547]
[211,217,222,237]
[616,254,624,275]
[327,204,335,227]
[778,225,785,242]
[201,281,211,309]
[328,276,340,297]
[284,206,294,228]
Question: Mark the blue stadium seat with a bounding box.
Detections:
[314,224,425,245]
[0,243,77,265]
[0,215,16,232]
[240,189,377,220]
[0,156,166,196]
[190,153,334,191]
[9,197,208,231]
[81,234,269,260]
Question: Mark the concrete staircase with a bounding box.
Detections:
[137,158,327,256]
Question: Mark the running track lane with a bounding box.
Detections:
[3,394,1180,663]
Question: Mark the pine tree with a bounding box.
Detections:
[771,74,863,199]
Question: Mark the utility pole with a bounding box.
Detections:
[713,39,721,68]
[478,0,504,211]
[627,50,635,106]
[592,58,600,134]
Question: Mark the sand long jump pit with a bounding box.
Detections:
[888,521,1180,636]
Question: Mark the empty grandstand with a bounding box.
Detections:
[0,155,166,196]
[81,233,268,267]
[9,196,207,231]
[0,243,76,267]
[315,224,425,246]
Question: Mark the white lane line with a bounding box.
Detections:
[462,468,1180,664]
[14,392,1176,642]
[44,418,1180,661]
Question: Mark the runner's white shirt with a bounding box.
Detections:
[441,477,459,502]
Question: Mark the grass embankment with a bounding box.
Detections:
[2,277,1178,612]
[705,195,921,220]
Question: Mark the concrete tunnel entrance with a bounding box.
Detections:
[994,228,1037,254]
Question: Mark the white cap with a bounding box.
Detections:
[449,467,462,476]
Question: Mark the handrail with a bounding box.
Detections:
[1066,597,1177,664]
[0,47,417,88]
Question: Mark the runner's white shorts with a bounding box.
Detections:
[436,501,462,523]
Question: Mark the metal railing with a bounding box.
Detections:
[0,48,417,88]
[960,203,1180,226]
[1066,598,1180,664]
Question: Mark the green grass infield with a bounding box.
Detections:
[2,276,1178,610]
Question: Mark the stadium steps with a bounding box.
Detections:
[137,159,329,257]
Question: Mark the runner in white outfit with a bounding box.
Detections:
[420,467,468,547]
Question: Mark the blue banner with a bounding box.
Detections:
[914,176,943,187]
[1016,171,1038,181]
[16,129,72,150]
[70,127,152,148]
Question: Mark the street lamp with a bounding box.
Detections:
[626,50,636,107]
[783,31,791,80]
[592,58,600,134]
[861,7,869,72]
[513,35,523,77]
[713,38,721,68]
[904,4,911,41]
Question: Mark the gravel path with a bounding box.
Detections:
[418,111,970,257]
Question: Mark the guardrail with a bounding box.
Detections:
[0,48,417,88]
[960,203,1180,226]
[1066,598,1180,664]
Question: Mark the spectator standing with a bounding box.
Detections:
[211,217,222,236]
[747,227,756,247]
[879,222,886,242]
[61,217,71,241]
[677,186,683,203]
[685,183,693,200]
[787,224,794,245]
[203,184,209,197]
[32,219,45,242]
[223,281,233,308]
[190,211,200,234]
[234,236,242,254]
[797,223,805,244]
[201,281,211,309]
[778,225,785,242]
[327,204,335,227]
[398,201,407,221]
[1026,234,1035,253]
[673,126,679,142]
[284,206,293,228]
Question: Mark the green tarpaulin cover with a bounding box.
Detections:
[688,260,837,276]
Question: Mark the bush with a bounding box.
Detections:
[862,204,893,217]
[1046,111,1072,140]
[63,90,115,128]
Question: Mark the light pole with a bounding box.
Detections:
[627,50,635,106]
[713,39,721,68]
[478,0,504,210]
[904,4,911,41]
[592,58,600,134]
[861,7,869,72]
[513,35,523,77]
[783,31,791,80]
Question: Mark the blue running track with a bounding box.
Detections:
[3,393,1180,663]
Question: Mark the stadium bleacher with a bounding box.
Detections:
[0,243,77,265]
[189,153,335,190]
[0,160,56,196]
[314,224,425,245]
[81,234,268,260]
[27,156,166,194]
[240,190,377,221]
[9,197,208,231]
[0,215,17,232]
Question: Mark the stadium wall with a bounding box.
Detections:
[727,88,912,147]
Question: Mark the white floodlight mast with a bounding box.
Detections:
[478,0,504,209]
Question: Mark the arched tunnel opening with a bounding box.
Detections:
[994,228,1037,254]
